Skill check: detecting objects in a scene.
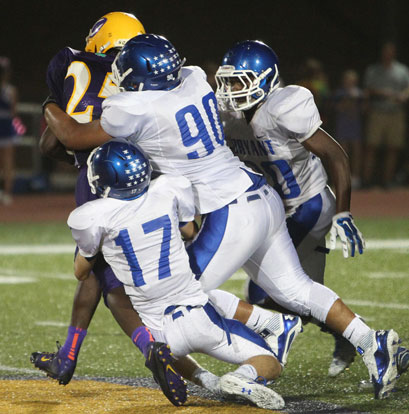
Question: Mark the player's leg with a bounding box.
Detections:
[186,201,264,291]
[208,289,302,368]
[187,186,303,365]
[161,303,285,409]
[30,269,101,385]
[246,217,404,399]
[245,187,357,375]
[245,187,333,308]
[108,283,211,405]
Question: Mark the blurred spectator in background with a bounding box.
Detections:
[363,41,409,189]
[333,69,365,190]
[0,57,21,205]
[297,58,331,125]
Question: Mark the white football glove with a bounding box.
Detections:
[329,211,365,258]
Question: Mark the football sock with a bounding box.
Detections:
[131,326,154,358]
[342,317,372,349]
[234,363,258,380]
[246,307,280,333]
[357,330,375,354]
[60,326,87,361]
[192,368,220,393]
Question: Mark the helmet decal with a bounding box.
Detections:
[112,34,185,92]
[88,17,107,40]
[85,12,146,54]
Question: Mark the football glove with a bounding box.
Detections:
[329,211,365,258]
[42,94,58,114]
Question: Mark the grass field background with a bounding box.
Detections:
[0,218,408,413]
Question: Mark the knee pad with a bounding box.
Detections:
[308,282,339,323]
[207,289,240,319]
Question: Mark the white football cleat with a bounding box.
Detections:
[258,314,303,366]
[328,333,356,377]
[361,329,400,399]
[219,372,285,410]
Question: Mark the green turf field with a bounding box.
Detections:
[0,218,408,413]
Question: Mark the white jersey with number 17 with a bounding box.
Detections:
[68,175,208,330]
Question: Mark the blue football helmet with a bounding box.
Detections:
[87,140,151,200]
[112,34,185,92]
[215,40,280,111]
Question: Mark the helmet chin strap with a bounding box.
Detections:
[101,187,111,198]
[86,147,100,195]
[99,41,111,53]
[112,55,134,90]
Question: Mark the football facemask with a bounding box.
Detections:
[215,40,280,111]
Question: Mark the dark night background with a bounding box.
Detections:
[3,0,409,103]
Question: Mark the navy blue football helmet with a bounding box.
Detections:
[112,34,185,92]
[87,140,151,200]
[215,40,280,111]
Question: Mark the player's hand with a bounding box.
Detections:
[329,211,365,258]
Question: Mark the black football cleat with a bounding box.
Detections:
[30,341,76,385]
[144,342,187,406]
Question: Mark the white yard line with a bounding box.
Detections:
[35,321,68,327]
[0,244,74,255]
[0,276,37,284]
[0,239,409,255]
[0,268,72,280]
[0,365,41,375]
[344,299,409,310]
[367,272,409,279]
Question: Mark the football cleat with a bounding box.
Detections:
[144,342,187,406]
[397,346,409,376]
[258,314,303,366]
[361,330,400,399]
[328,333,356,377]
[358,346,408,391]
[219,372,285,410]
[30,341,76,385]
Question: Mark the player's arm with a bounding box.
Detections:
[74,253,96,281]
[180,215,202,241]
[39,126,75,165]
[304,127,365,257]
[180,221,198,241]
[302,127,350,213]
[44,103,111,150]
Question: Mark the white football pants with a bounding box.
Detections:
[148,302,274,362]
[187,184,338,321]
[245,185,336,305]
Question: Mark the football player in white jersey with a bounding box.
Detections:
[215,39,409,379]
[70,139,286,409]
[43,34,405,400]
[215,40,362,377]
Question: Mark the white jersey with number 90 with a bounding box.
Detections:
[100,66,255,214]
